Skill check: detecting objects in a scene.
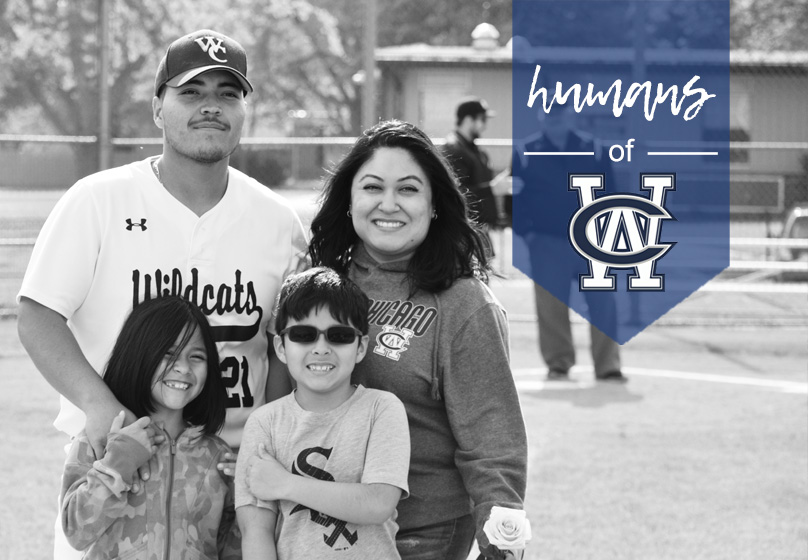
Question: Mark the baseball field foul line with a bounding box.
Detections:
[512,367,808,394]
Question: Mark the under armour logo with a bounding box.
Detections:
[568,174,675,291]
[194,36,227,63]
[125,218,147,231]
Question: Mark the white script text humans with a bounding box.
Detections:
[527,64,716,122]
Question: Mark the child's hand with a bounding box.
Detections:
[246,443,291,501]
[109,411,159,456]
[86,402,136,459]
[217,452,237,478]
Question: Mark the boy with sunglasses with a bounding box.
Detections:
[235,267,411,560]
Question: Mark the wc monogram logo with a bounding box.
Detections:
[373,326,414,361]
[194,36,227,63]
[568,173,676,291]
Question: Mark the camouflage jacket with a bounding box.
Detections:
[61,425,241,560]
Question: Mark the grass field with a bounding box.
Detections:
[1,292,806,560]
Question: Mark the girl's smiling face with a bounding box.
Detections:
[151,325,208,418]
[350,147,434,263]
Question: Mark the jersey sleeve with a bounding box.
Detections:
[441,300,528,554]
[359,392,411,497]
[266,209,310,336]
[234,409,278,513]
[17,181,102,318]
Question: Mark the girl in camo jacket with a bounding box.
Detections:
[60,296,240,560]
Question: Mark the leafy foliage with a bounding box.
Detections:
[0,0,512,141]
[0,0,804,152]
[730,0,808,50]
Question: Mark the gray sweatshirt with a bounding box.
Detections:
[349,244,528,552]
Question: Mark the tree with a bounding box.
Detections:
[730,0,808,50]
[5,0,798,179]
[242,0,362,135]
[0,0,184,175]
[0,0,514,148]
[377,0,511,47]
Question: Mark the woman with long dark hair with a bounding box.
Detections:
[308,120,528,560]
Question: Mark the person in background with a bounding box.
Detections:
[512,101,625,383]
[442,97,510,257]
[306,120,528,560]
[17,29,307,559]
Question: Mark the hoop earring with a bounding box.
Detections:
[432,211,437,220]
[347,208,352,217]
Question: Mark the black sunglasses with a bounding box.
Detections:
[279,325,363,345]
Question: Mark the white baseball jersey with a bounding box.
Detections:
[19,157,308,447]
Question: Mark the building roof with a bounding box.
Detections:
[375,43,511,64]
[375,43,808,70]
[730,50,808,68]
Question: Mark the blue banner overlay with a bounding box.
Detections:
[512,0,730,343]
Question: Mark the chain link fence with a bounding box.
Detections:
[1,135,807,315]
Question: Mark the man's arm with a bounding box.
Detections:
[17,297,133,457]
[237,505,278,560]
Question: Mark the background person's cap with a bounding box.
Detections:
[154,29,253,96]
[456,97,496,121]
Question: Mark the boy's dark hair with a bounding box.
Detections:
[103,295,226,435]
[275,267,370,336]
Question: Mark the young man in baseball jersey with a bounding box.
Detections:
[17,29,308,558]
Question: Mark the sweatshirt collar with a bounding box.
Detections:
[351,241,411,273]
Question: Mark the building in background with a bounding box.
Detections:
[375,25,808,216]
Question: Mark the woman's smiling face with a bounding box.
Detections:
[350,147,434,263]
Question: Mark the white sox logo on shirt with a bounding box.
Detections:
[290,447,359,549]
[367,299,437,361]
[194,36,227,63]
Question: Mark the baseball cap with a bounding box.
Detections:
[154,29,254,97]
[456,97,496,121]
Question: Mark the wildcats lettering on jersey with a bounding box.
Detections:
[131,268,262,342]
[368,299,437,361]
[132,267,261,409]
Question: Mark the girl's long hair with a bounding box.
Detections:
[309,120,491,293]
[103,296,226,435]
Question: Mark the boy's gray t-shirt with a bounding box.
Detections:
[236,385,410,559]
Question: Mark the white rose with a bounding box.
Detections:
[482,506,532,552]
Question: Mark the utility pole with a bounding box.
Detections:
[98,0,112,170]
[362,0,377,130]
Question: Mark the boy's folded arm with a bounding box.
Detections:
[282,479,403,525]
[237,505,278,560]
